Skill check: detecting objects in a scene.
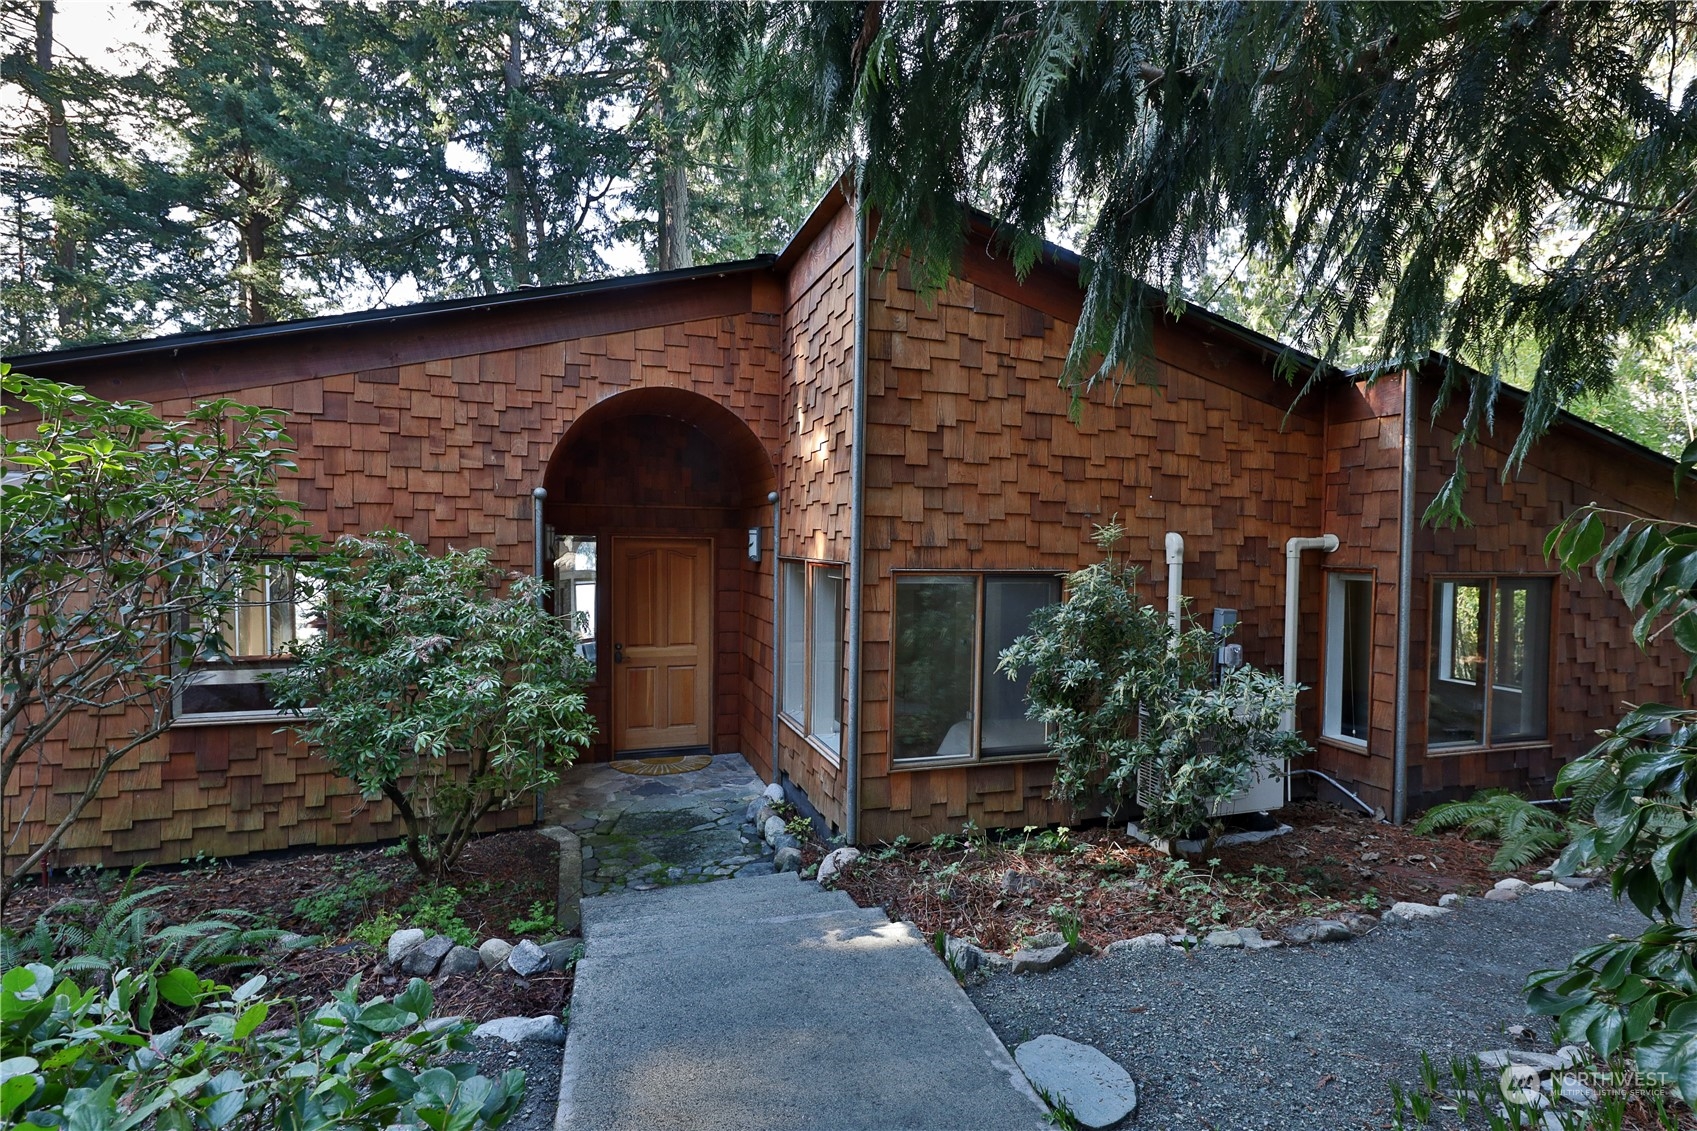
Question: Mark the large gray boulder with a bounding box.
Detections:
[507,939,551,977]
[478,938,514,970]
[401,934,454,977]
[472,1015,566,1045]
[1383,901,1451,925]
[438,946,480,978]
[816,846,861,886]
[1015,1034,1138,1128]
[541,939,579,971]
[774,846,803,873]
[1281,919,1352,945]
[386,928,426,964]
[1009,944,1072,974]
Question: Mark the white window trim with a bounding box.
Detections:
[171,665,303,727]
[778,559,845,760]
[1322,573,1372,747]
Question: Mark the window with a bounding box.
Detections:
[892,573,1061,762]
[175,561,323,723]
[780,560,844,753]
[1428,577,1552,748]
[554,536,597,662]
[1324,573,1374,744]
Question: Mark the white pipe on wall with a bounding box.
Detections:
[1164,532,1185,642]
[1282,534,1340,732]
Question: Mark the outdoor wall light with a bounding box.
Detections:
[747,527,762,562]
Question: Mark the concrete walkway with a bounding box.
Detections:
[556,872,1050,1131]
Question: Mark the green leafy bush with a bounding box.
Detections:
[1,963,522,1130]
[998,523,1306,854]
[1413,790,1573,872]
[397,886,477,948]
[0,883,278,978]
[268,533,595,880]
[290,869,390,931]
[507,901,561,940]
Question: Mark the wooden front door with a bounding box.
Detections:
[612,537,713,753]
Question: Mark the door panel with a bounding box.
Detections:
[613,538,712,753]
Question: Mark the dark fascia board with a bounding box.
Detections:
[1350,352,1679,474]
[3,257,776,373]
[773,172,856,273]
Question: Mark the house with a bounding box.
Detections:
[5,184,1692,869]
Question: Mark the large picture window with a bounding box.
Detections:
[1323,573,1374,744]
[175,561,323,723]
[780,560,844,753]
[1428,576,1552,749]
[892,573,1060,763]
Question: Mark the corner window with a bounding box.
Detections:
[1428,577,1551,748]
[1323,574,1374,744]
[892,573,1060,763]
[780,560,844,753]
[175,561,323,724]
[554,535,597,662]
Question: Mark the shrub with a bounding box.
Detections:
[0,963,523,1130]
[998,522,1306,854]
[1413,790,1573,872]
[268,532,595,880]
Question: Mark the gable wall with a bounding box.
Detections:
[4,283,785,870]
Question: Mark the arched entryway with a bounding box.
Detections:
[542,387,778,768]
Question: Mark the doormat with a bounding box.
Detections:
[611,755,713,777]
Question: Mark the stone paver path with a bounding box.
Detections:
[541,753,775,895]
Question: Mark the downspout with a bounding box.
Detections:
[768,489,781,785]
[1282,534,1340,734]
[1392,369,1417,825]
[1164,532,1184,643]
[531,486,547,823]
[842,192,869,845]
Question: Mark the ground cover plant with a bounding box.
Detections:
[269,533,595,881]
[825,801,1508,954]
[2,829,568,1025]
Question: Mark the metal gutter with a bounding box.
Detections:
[1392,370,1417,825]
[842,191,870,845]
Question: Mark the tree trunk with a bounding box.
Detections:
[240,212,270,324]
[502,14,532,286]
[35,0,78,335]
[657,159,692,271]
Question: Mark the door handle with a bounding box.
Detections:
[614,642,624,663]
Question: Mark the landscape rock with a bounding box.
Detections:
[438,946,480,978]
[1204,929,1243,948]
[401,934,454,977]
[1476,1048,1584,1073]
[999,870,1041,895]
[1530,881,1573,893]
[1014,1034,1138,1129]
[1236,927,1282,950]
[1494,878,1532,892]
[763,782,786,804]
[1484,888,1520,903]
[1551,1075,1596,1106]
[1439,893,1464,908]
[387,928,426,964]
[472,1015,566,1045]
[507,939,551,978]
[774,846,803,873]
[1384,901,1451,925]
[1560,875,1602,891]
[1009,944,1073,974]
[1337,912,1379,935]
[773,833,802,854]
[763,815,788,843]
[943,936,983,976]
[1106,933,1172,953]
[1023,931,1067,950]
[478,938,514,969]
[1281,919,1353,945]
[816,846,862,885]
[541,939,579,971]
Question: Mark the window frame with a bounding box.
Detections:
[171,558,321,727]
[1322,570,1375,748]
[778,558,846,760]
[1426,573,1556,754]
[889,569,1064,768]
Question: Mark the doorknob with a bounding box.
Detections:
[614,642,624,663]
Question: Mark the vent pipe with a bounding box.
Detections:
[1164,532,1185,643]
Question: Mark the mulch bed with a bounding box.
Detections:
[828,801,1517,954]
[3,829,573,1023]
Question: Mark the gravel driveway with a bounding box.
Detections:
[968,889,1647,1130]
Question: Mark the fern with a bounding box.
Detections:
[1,883,280,977]
[1414,790,1573,873]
